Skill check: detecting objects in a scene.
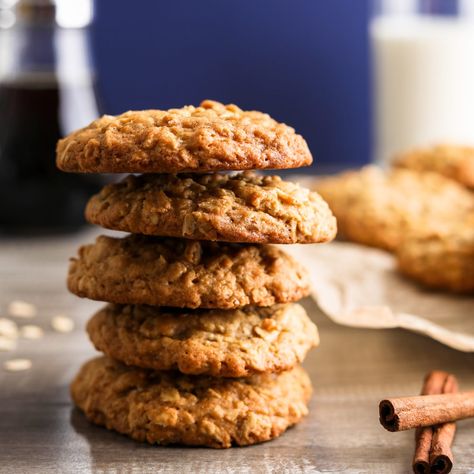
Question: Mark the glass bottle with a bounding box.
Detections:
[0,0,102,233]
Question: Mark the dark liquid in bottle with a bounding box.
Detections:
[0,75,100,234]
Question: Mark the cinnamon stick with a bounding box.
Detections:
[413,427,433,473]
[412,371,458,474]
[379,390,474,431]
[429,374,459,474]
[430,422,456,474]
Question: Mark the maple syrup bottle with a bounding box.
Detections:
[0,0,102,234]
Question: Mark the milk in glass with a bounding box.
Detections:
[371,5,474,165]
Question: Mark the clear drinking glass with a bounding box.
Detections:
[370,0,474,165]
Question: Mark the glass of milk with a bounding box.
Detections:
[370,0,474,166]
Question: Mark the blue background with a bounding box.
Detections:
[91,0,371,171]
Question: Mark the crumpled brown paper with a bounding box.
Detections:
[286,242,474,352]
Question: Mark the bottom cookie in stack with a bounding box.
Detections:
[71,357,312,449]
[72,302,319,447]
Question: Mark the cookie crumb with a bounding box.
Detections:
[4,358,32,371]
[20,325,44,340]
[8,300,37,319]
[51,315,74,333]
[0,336,17,352]
[0,318,19,339]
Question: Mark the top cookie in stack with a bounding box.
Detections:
[61,100,337,448]
[57,99,313,174]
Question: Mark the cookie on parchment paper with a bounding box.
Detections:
[397,216,474,293]
[315,166,473,252]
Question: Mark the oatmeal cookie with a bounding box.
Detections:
[394,144,474,189]
[67,235,310,308]
[315,166,474,251]
[70,356,312,448]
[397,216,474,293]
[85,172,337,244]
[87,303,319,377]
[57,100,312,173]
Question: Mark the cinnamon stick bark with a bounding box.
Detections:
[379,390,474,432]
[412,371,458,474]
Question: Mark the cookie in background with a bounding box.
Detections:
[396,214,474,294]
[393,144,474,190]
[314,166,473,252]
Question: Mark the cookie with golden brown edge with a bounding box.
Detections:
[397,216,474,293]
[394,144,474,189]
[85,172,337,244]
[315,166,474,252]
[56,100,312,173]
[71,356,312,448]
[87,303,319,377]
[67,235,310,308]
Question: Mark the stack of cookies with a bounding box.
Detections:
[57,100,337,448]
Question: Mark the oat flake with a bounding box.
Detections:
[51,315,74,333]
[20,325,44,340]
[8,300,37,318]
[4,358,32,371]
[0,318,18,339]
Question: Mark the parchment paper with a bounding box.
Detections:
[286,242,474,352]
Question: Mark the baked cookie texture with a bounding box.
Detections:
[71,357,312,448]
[86,303,319,377]
[85,172,337,244]
[315,166,474,251]
[56,100,312,174]
[67,235,310,308]
[394,144,474,189]
[397,216,474,293]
